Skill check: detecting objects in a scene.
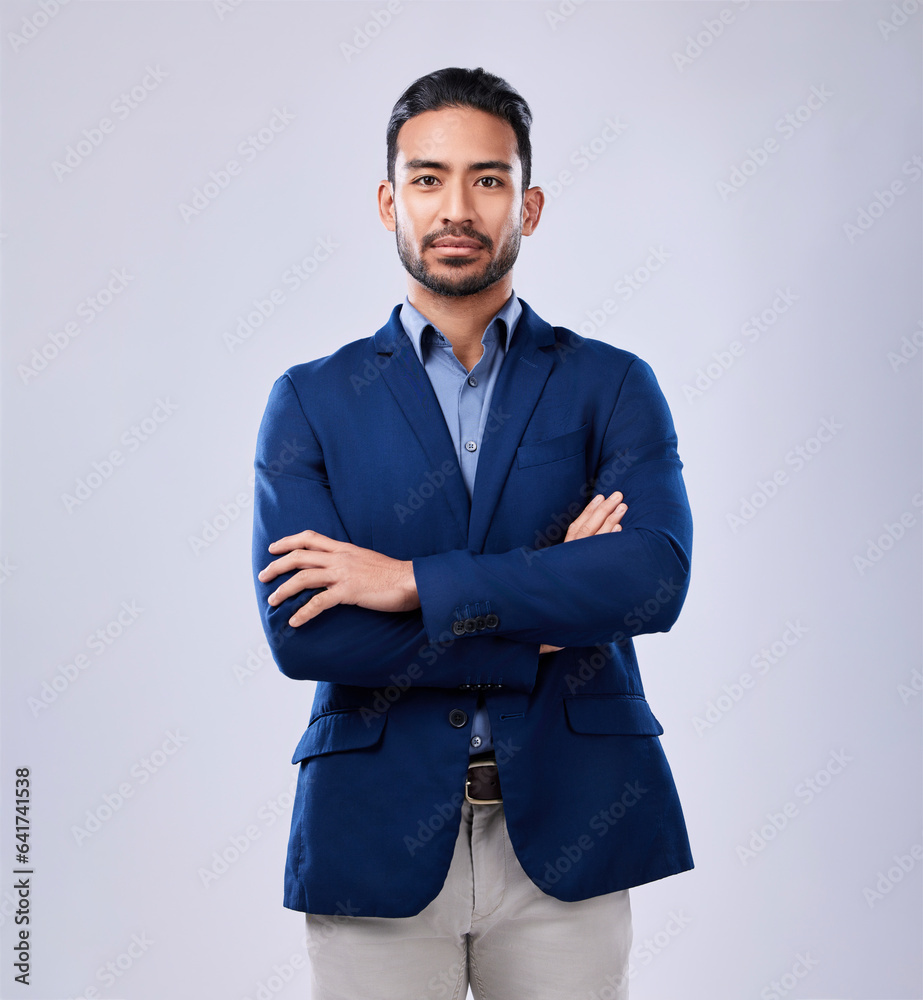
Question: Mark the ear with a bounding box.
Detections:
[378,179,396,232]
[520,185,545,236]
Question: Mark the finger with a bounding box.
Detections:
[564,493,607,540]
[566,494,623,540]
[258,549,332,583]
[588,491,625,529]
[267,529,342,555]
[288,587,340,627]
[566,491,624,540]
[599,502,628,533]
[267,569,332,606]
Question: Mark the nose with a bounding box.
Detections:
[439,179,475,227]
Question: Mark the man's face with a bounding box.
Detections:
[383,106,539,298]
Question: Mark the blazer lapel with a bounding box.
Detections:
[372,306,471,539]
[467,299,556,552]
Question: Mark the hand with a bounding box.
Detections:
[538,490,628,654]
[562,489,628,542]
[258,530,420,627]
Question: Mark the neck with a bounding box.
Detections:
[407,276,514,361]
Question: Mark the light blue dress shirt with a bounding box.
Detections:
[399,290,523,756]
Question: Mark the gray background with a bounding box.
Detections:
[1,1,920,998]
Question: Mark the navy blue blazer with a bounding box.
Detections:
[251,298,694,917]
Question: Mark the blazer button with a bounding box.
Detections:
[463,618,477,633]
[474,616,486,630]
[485,614,499,628]
[449,709,468,728]
[452,620,466,636]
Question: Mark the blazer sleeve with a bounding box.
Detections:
[410,357,693,649]
[251,372,541,690]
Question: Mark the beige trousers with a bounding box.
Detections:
[304,799,632,1000]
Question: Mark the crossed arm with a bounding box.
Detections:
[253,358,691,686]
[257,489,629,645]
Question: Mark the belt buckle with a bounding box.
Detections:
[465,758,502,805]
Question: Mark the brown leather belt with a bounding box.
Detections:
[466,755,502,805]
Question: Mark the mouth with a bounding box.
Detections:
[430,238,483,256]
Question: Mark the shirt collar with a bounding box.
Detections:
[399,292,523,366]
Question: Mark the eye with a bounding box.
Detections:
[412,175,440,187]
[477,177,503,188]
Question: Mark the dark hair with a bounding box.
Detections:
[386,67,533,192]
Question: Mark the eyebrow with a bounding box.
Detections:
[402,158,514,174]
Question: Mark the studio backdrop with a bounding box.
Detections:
[1,1,920,998]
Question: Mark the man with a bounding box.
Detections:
[252,67,693,1000]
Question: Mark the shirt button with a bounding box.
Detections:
[464,441,477,453]
[467,375,478,387]
[449,709,468,728]
[470,735,482,748]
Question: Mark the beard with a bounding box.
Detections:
[395,215,521,298]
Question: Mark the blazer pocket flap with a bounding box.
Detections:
[564,695,664,735]
[291,709,387,764]
[517,424,588,469]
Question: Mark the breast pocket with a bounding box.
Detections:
[517,423,588,469]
